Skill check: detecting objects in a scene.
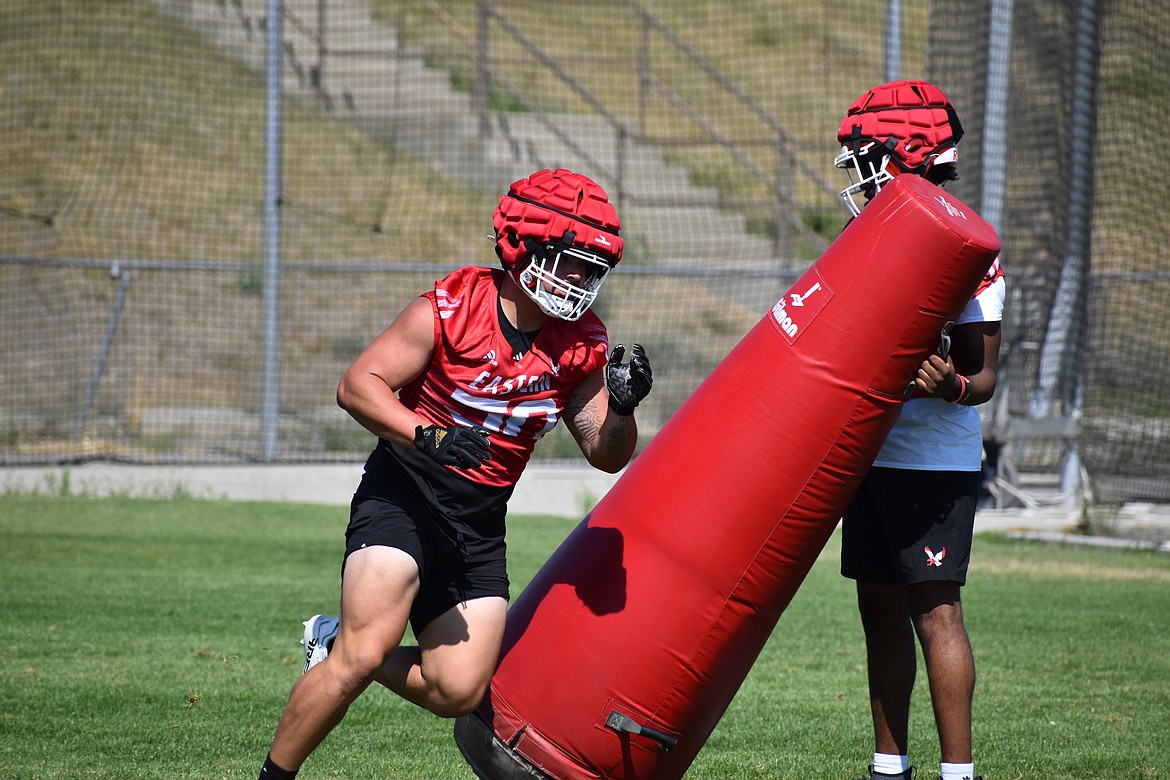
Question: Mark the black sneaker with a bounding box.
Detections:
[855,768,915,780]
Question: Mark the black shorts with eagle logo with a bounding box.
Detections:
[840,466,979,586]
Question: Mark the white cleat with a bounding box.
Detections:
[301,614,339,674]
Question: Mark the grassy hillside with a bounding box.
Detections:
[0,0,494,265]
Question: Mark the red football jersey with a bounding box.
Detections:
[397,266,609,488]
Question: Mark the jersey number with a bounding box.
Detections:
[450,389,559,439]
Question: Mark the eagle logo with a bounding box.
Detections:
[925,545,947,567]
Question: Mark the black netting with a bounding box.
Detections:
[3,0,1168,505]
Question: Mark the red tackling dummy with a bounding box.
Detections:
[454,175,1000,780]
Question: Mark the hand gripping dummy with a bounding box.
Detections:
[455,175,1000,780]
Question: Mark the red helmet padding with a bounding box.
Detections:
[492,168,623,270]
[837,80,962,173]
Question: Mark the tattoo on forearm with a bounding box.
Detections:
[565,391,588,420]
[569,389,633,461]
[577,413,602,444]
[571,395,603,444]
[605,417,630,458]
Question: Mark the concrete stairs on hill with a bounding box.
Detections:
[150,0,793,271]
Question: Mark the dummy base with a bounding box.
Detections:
[454,712,554,780]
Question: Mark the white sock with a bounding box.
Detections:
[872,753,910,775]
[940,762,975,780]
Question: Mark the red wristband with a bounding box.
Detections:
[948,374,970,404]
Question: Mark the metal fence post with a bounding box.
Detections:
[261,0,284,461]
[980,0,1015,503]
[1029,0,1102,504]
[884,0,902,81]
[639,13,650,137]
[476,0,491,138]
[981,0,1013,234]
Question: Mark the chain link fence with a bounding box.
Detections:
[3,0,1168,506]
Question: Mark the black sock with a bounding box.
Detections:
[259,754,298,780]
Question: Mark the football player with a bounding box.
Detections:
[834,81,1004,780]
[258,169,652,780]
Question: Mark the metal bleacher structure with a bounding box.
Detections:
[147,0,1071,511]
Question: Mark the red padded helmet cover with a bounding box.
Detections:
[836,80,963,173]
[492,169,623,270]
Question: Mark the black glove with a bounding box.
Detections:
[413,424,492,469]
[605,343,653,416]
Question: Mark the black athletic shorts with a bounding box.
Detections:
[840,466,979,586]
[344,491,510,635]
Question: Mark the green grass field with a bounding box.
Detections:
[2,494,1168,779]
